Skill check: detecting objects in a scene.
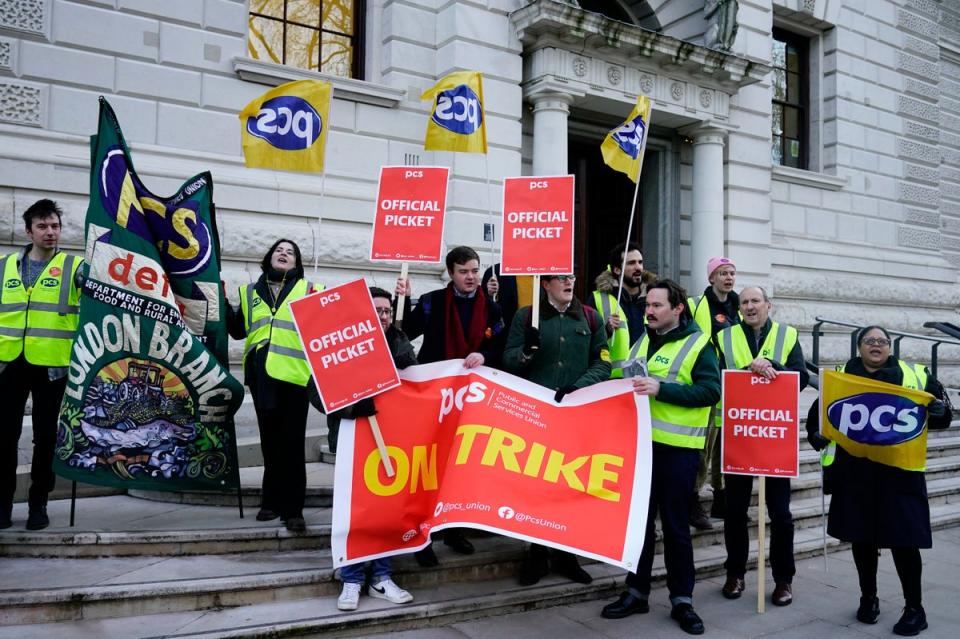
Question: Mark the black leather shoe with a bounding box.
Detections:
[415,544,439,567]
[284,516,306,532]
[256,508,280,521]
[857,596,880,624]
[722,576,745,599]
[601,592,649,619]
[553,552,592,584]
[772,582,793,606]
[670,604,705,635]
[517,554,549,586]
[893,606,928,636]
[443,529,475,555]
[0,505,11,530]
[26,506,49,531]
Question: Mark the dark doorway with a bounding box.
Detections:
[568,139,651,301]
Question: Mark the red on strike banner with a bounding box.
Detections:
[289,278,401,413]
[370,166,449,262]
[500,175,574,275]
[331,361,652,570]
[721,370,800,478]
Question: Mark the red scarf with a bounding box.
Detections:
[444,283,489,359]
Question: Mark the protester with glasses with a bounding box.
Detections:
[503,272,611,585]
[806,325,950,636]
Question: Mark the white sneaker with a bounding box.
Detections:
[368,578,413,604]
[337,582,362,610]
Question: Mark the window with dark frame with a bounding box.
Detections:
[248,0,364,79]
[771,29,808,169]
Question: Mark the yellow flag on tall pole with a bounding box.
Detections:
[600,96,652,183]
[421,71,487,154]
[239,79,332,173]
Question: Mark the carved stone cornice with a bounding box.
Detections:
[512,0,769,124]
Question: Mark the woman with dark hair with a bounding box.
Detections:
[807,325,950,636]
[227,239,319,532]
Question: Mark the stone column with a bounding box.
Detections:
[689,126,727,280]
[530,92,573,175]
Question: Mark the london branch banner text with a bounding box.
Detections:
[54,98,244,492]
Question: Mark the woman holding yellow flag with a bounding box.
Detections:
[806,326,950,636]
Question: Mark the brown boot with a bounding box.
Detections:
[689,493,713,530]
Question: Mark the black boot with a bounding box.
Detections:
[857,595,880,624]
[552,550,592,584]
[415,543,439,567]
[443,528,475,554]
[893,606,927,636]
[689,493,713,530]
[0,503,11,530]
[518,544,549,586]
[26,505,49,531]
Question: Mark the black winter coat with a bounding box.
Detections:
[806,356,951,548]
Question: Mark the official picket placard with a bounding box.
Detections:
[721,370,800,477]
[370,166,449,262]
[331,361,652,570]
[290,278,401,413]
[500,175,575,275]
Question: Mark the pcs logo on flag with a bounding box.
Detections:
[611,115,647,159]
[246,96,323,150]
[432,84,483,135]
[827,392,925,445]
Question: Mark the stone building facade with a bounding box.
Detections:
[0,0,958,378]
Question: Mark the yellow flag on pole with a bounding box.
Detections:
[239,79,332,173]
[421,71,487,154]
[820,370,935,471]
[600,96,652,183]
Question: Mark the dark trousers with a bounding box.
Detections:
[626,444,700,604]
[852,543,922,608]
[250,377,309,519]
[0,357,67,510]
[723,474,795,583]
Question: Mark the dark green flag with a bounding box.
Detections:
[54,98,244,491]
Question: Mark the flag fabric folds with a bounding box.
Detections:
[820,370,935,471]
[600,96,652,182]
[239,79,332,173]
[421,71,488,154]
[54,98,244,492]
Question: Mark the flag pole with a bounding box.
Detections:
[531,275,540,329]
[484,154,498,302]
[615,115,652,310]
[394,262,409,330]
[314,170,327,277]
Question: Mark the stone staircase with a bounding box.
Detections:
[3,402,960,637]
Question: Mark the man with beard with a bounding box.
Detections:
[396,245,505,565]
[503,273,610,586]
[686,257,740,528]
[587,242,650,378]
[601,279,720,635]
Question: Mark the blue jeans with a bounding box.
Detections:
[340,558,393,584]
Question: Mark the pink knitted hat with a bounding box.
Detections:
[706,256,735,280]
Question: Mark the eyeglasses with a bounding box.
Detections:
[374,307,393,317]
[551,275,576,282]
[862,337,891,347]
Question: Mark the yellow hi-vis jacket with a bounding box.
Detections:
[592,290,629,378]
[630,330,713,449]
[820,360,928,468]
[717,321,799,427]
[239,278,322,387]
[0,250,82,367]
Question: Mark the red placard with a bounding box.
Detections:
[500,175,574,275]
[721,370,800,478]
[370,166,449,263]
[289,279,401,413]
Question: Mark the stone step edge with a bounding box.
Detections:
[6,474,960,555]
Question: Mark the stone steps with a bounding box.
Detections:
[2,504,959,638]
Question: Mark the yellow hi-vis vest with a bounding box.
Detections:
[820,360,928,468]
[592,290,629,379]
[716,321,798,426]
[239,278,321,387]
[631,329,713,449]
[0,251,82,366]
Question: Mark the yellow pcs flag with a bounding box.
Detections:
[239,79,332,173]
[601,96,652,182]
[820,370,936,471]
[421,71,487,154]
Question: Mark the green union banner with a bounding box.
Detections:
[54,98,244,491]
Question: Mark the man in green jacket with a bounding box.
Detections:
[503,273,611,585]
